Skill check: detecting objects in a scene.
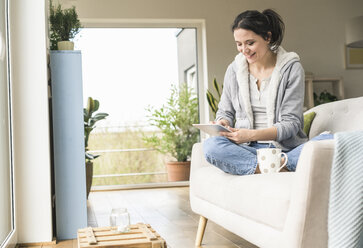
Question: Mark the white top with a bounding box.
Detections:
[249,73,270,130]
[249,73,272,144]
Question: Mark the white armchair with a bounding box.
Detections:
[190,97,363,248]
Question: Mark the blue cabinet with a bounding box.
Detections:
[50,50,87,240]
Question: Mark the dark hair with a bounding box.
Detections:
[231,9,285,51]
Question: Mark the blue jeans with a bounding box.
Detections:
[203,134,334,175]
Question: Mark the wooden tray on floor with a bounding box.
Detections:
[77,223,166,248]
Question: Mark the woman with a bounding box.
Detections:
[203,9,333,175]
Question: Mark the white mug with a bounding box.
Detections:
[257,148,288,174]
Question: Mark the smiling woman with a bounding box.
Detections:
[0,0,14,247]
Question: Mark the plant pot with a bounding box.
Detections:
[166,161,191,182]
[86,161,93,199]
[57,41,74,50]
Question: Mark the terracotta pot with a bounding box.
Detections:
[57,41,74,50]
[86,161,93,199]
[166,161,191,182]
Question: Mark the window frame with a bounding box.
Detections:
[79,18,210,126]
[75,19,210,190]
[0,0,16,246]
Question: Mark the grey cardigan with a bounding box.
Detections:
[216,47,308,151]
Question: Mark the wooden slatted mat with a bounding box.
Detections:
[77,223,166,248]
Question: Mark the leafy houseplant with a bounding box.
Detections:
[49,1,82,50]
[144,83,199,181]
[313,90,338,106]
[206,78,223,118]
[84,97,108,198]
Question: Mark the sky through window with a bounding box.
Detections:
[74,28,180,131]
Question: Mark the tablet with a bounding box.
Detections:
[193,124,232,136]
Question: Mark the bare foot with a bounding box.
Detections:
[255,165,261,174]
[281,157,285,166]
[280,158,289,172]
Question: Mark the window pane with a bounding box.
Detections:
[75,28,199,186]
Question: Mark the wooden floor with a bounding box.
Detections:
[19,187,257,248]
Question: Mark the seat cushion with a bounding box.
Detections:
[191,166,294,230]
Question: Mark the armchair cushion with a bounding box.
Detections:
[192,165,295,230]
[305,97,363,139]
[303,111,316,136]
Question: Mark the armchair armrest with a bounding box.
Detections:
[284,139,335,248]
[190,142,212,174]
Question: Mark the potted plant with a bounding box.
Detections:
[143,83,199,181]
[84,97,108,198]
[206,78,223,118]
[313,90,338,106]
[49,0,82,50]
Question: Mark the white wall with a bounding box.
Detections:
[10,0,53,243]
[62,0,363,100]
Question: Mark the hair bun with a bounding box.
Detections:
[262,9,285,50]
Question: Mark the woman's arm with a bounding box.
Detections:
[273,62,305,142]
[215,64,236,127]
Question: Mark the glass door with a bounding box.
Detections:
[0,0,15,246]
[74,28,199,187]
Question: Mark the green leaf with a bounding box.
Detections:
[85,152,100,161]
[93,100,100,112]
[213,78,221,98]
[87,97,93,113]
[206,78,223,118]
[206,90,218,116]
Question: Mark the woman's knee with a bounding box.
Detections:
[203,136,229,157]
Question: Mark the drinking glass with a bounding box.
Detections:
[109,208,130,233]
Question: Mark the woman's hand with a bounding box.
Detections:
[211,119,230,127]
[220,127,253,144]
[221,127,278,144]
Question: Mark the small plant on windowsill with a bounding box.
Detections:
[84,97,108,199]
[143,83,199,181]
[49,0,82,50]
